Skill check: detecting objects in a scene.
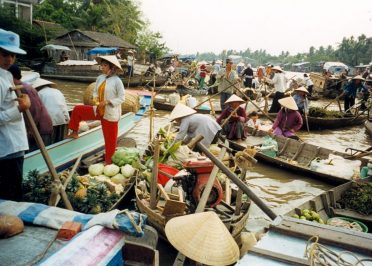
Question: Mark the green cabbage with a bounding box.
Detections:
[112,147,140,166]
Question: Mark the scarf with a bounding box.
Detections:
[97,80,106,118]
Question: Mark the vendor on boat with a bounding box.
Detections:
[216,94,247,141]
[293,86,309,114]
[170,103,221,147]
[67,55,125,164]
[268,97,303,139]
[264,66,287,113]
[216,58,240,110]
[343,75,367,112]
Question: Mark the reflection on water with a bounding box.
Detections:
[54,79,365,233]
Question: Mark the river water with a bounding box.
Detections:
[52,78,371,262]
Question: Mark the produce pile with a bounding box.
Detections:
[308,107,344,118]
[292,209,325,224]
[338,181,372,215]
[23,147,141,214]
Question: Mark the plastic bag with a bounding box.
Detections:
[310,154,361,179]
[260,136,278,158]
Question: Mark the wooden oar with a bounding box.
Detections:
[192,135,277,220]
[323,91,345,109]
[13,86,73,209]
[220,105,241,128]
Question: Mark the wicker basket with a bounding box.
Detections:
[84,82,140,114]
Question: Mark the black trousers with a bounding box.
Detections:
[0,156,24,201]
[269,91,285,113]
[344,95,355,113]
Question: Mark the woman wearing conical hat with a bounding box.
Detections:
[67,55,125,164]
[293,86,309,114]
[169,103,221,147]
[268,97,303,139]
[216,94,247,140]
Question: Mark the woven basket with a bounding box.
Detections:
[84,82,140,114]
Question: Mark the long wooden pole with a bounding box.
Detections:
[220,105,241,128]
[13,87,73,210]
[149,139,160,209]
[195,137,277,220]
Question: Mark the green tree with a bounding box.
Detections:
[136,29,169,61]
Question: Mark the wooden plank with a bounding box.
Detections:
[270,217,372,254]
[249,247,309,265]
[330,208,372,223]
[320,193,331,216]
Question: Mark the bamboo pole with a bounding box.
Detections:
[13,86,73,210]
[149,139,160,209]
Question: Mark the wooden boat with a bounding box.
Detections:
[0,209,159,266]
[175,84,210,96]
[365,120,372,137]
[153,98,221,114]
[266,112,367,130]
[229,127,370,185]
[238,178,372,265]
[41,61,168,87]
[135,178,250,243]
[23,95,151,178]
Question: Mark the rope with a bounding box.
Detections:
[305,236,370,266]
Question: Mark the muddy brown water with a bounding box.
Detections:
[54,79,371,264]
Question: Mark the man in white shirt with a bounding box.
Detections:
[32,78,70,143]
[127,50,135,77]
[303,73,314,95]
[0,29,30,201]
[265,66,287,113]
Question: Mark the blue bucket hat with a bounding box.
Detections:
[0,29,26,55]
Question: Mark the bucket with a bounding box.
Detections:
[186,96,197,108]
[360,166,369,179]
[158,163,179,186]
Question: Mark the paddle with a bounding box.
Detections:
[304,96,310,133]
[191,135,277,220]
[12,86,73,210]
[220,105,242,128]
[323,91,345,110]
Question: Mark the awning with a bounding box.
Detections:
[41,44,71,51]
[87,47,119,55]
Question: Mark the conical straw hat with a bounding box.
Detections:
[165,212,240,265]
[279,96,298,110]
[225,94,245,104]
[352,75,365,81]
[169,103,196,121]
[32,78,56,89]
[95,55,123,72]
[272,66,283,72]
[294,86,309,94]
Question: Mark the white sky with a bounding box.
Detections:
[138,0,372,56]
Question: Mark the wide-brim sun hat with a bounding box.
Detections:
[279,96,298,110]
[294,86,309,94]
[352,75,365,81]
[225,94,245,104]
[0,29,26,55]
[32,78,56,89]
[165,212,240,265]
[272,66,283,72]
[95,55,123,72]
[169,103,196,121]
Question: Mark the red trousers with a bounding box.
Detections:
[69,105,118,164]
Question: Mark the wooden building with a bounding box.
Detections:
[50,30,137,60]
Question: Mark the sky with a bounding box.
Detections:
[137,0,372,56]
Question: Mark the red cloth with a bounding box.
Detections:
[68,105,118,164]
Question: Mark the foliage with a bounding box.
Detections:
[339,182,372,215]
[136,29,170,60]
[308,107,344,118]
[0,6,45,59]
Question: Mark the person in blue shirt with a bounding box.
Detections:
[293,87,309,114]
[343,75,367,113]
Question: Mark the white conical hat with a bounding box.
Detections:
[169,103,196,121]
[352,75,365,81]
[32,78,56,89]
[279,96,298,110]
[294,86,309,94]
[165,212,240,265]
[225,94,245,104]
[95,55,123,72]
[272,66,283,72]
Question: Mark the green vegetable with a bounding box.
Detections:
[111,173,127,185]
[338,181,372,215]
[112,147,140,166]
[121,164,135,178]
[103,164,120,177]
[88,163,104,176]
[308,107,344,118]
